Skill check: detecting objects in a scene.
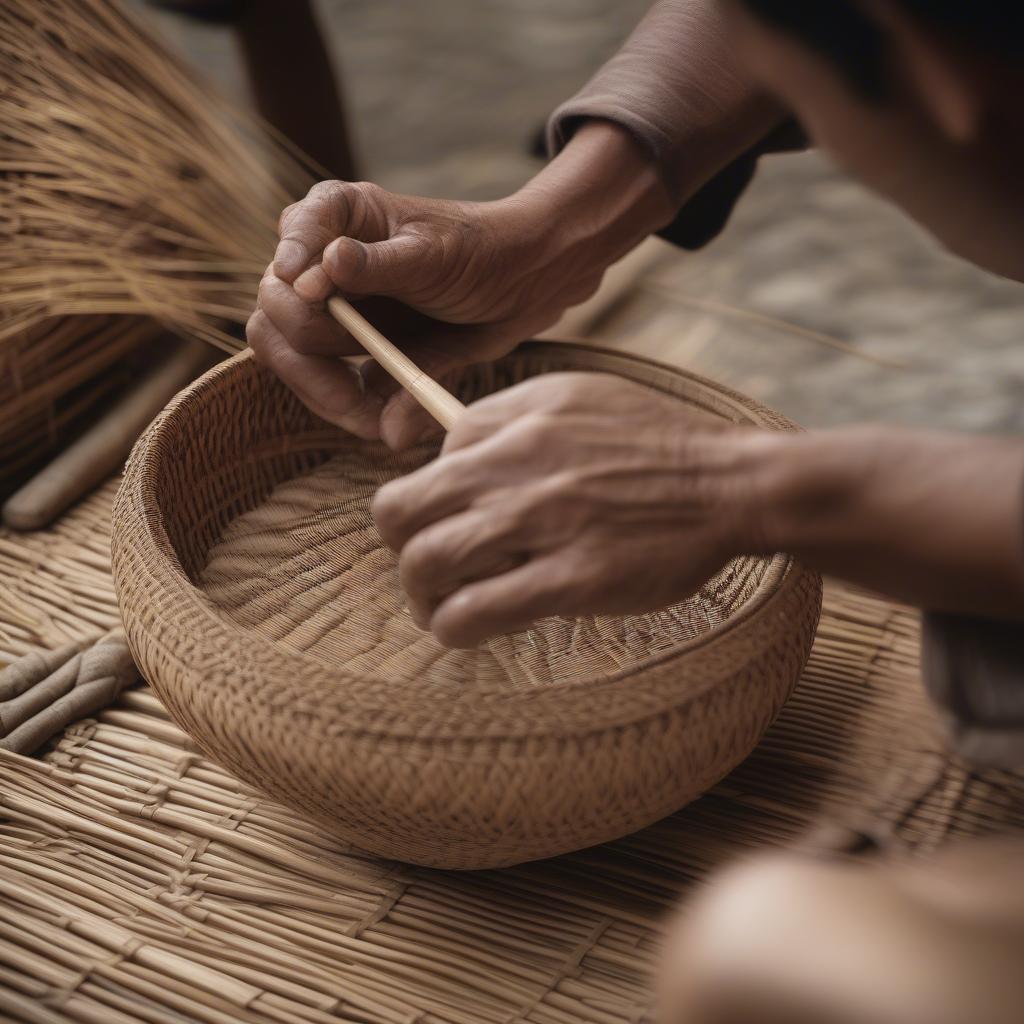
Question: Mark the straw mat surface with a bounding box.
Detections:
[2,480,1024,1023]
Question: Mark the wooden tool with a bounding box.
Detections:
[2,340,214,531]
[327,296,466,430]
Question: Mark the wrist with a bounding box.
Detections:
[506,120,676,269]
[735,430,874,557]
[741,427,1024,617]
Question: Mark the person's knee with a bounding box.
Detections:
[657,855,844,1024]
[656,845,1024,1024]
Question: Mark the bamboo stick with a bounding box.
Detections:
[327,297,466,431]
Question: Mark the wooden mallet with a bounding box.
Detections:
[327,296,466,431]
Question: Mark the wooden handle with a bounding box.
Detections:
[2,340,214,532]
[327,296,466,431]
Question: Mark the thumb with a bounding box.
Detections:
[322,232,430,298]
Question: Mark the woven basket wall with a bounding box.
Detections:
[111,342,822,868]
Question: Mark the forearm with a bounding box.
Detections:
[509,120,677,275]
[548,0,784,205]
[742,427,1024,618]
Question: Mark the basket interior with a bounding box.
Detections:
[158,347,775,694]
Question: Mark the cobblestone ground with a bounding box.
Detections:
[137,0,1024,433]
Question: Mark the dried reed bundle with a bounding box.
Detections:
[0,316,161,489]
[1,0,314,489]
[0,0,311,354]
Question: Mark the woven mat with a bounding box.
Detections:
[1,480,1023,1023]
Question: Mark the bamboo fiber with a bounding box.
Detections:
[1,586,1023,1023]
[3,469,1024,1022]
[0,478,122,665]
[0,0,312,486]
[0,0,309,353]
[111,342,823,869]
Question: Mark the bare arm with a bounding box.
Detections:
[372,375,1024,647]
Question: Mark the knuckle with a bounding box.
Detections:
[245,314,267,356]
[431,603,476,649]
[306,179,343,202]
[400,532,443,588]
[370,486,404,545]
[303,180,356,233]
[512,413,554,450]
[353,180,384,205]
[256,273,275,306]
[277,202,300,236]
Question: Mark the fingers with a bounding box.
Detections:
[273,180,388,284]
[295,232,432,301]
[429,556,579,648]
[373,409,553,547]
[439,377,565,456]
[246,308,382,438]
[376,350,464,450]
[372,445,488,550]
[360,359,443,450]
[398,506,527,627]
[257,272,358,357]
[361,325,496,451]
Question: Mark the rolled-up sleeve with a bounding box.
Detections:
[547,0,805,249]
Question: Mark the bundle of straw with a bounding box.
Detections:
[0,0,313,485]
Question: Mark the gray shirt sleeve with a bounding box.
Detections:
[546,0,805,249]
[547,1,723,203]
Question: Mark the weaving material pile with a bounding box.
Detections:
[0,0,310,486]
[3,477,1024,1021]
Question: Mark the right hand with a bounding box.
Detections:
[246,180,601,449]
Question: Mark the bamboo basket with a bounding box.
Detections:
[111,342,822,869]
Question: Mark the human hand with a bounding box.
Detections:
[247,122,675,449]
[372,373,765,647]
[378,372,1024,648]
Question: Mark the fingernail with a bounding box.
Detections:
[273,239,306,281]
[326,237,365,281]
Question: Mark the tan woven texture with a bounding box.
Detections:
[0,0,312,488]
[3,475,1024,1022]
[111,343,823,869]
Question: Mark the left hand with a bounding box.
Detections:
[372,373,766,647]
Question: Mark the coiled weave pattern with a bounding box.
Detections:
[112,343,822,868]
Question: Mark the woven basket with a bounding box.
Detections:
[111,342,822,868]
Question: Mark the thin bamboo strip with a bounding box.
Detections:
[0,0,318,489]
[0,480,121,656]
[0,0,309,356]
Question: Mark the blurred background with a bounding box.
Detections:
[137,0,1024,434]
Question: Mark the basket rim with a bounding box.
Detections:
[113,341,821,739]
